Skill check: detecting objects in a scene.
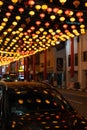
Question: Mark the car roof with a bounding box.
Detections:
[0,81,54,90]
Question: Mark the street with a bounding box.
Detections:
[57,88,87,119]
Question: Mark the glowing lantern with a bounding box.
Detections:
[76,12,83,17]
[57,9,63,15]
[45,22,50,27]
[15,15,21,21]
[47,7,52,13]
[36,21,41,26]
[73,0,80,8]
[8,5,14,10]
[53,8,59,13]
[28,0,35,7]
[60,16,65,22]
[27,29,31,33]
[42,4,48,11]
[0,1,3,6]
[3,17,8,22]
[29,11,35,16]
[30,26,35,31]
[79,18,84,22]
[80,24,85,28]
[50,15,56,20]
[39,28,44,32]
[18,7,24,13]
[85,2,87,7]
[71,25,76,29]
[40,13,45,19]
[70,17,75,22]
[65,10,70,15]
[12,21,17,26]
[35,5,41,10]
[56,29,61,33]
[65,30,69,33]
[63,24,68,29]
[6,12,11,17]
[69,11,74,16]
[59,0,67,5]
[11,0,18,3]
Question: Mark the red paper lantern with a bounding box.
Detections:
[40,13,45,19]
[18,7,24,13]
[36,21,41,26]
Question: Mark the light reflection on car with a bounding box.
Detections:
[0,81,87,130]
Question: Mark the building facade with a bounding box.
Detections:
[66,30,87,90]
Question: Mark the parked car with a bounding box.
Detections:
[1,73,18,82]
[0,81,87,130]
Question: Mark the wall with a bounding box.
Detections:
[66,30,87,89]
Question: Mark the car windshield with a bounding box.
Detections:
[7,85,73,115]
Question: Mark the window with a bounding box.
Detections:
[56,58,63,71]
[83,51,87,61]
[35,53,40,65]
[68,55,71,66]
[48,60,50,66]
[8,87,73,115]
[75,53,78,66]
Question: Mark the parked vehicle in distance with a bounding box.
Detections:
[1,73,18,82]
[0,81,87,130]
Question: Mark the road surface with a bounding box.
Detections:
[58,88,87,119]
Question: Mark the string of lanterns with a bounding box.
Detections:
[0,0,86,65]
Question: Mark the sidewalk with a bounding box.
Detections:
[57,87,87,98]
